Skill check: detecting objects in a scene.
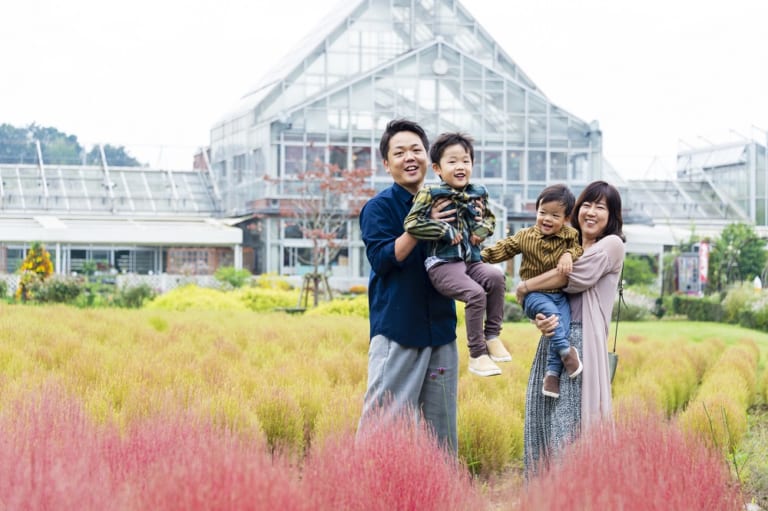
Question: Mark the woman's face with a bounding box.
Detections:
[578,197,609,242]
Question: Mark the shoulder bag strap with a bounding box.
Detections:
[612,265,626,353]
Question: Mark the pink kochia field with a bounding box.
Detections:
[0,305,762,510]
[0,384,742,511]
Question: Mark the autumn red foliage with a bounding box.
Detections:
[517,411,743,511]
[0,384,484,511]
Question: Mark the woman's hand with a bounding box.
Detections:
[430,198,455,223]
[533,313,559,337]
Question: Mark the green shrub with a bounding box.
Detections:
[145,284,249,311]
[0,280,7,299]
[304,295,368,317]
[623,254,656,286]
[214,266,253,289]
[672,294,723,322]
[237,287,300,312]
[613,300,649,321]
[27,275,84,304]
[254,273,294,291]
[721,284,755,323]
[503,301,525,322]
[115,284,157,308]
[458,395,522,476]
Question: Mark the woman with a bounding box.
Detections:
[515,180,625,477]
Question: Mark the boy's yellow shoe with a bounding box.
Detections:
[468,354,502,377]
[485,337,512,362]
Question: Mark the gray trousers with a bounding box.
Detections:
[358,335,458,453]
[428,261,505,358]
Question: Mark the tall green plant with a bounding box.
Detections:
[214,266,253,289]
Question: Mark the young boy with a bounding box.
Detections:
[404,132,510,377]
[481,184,584,398]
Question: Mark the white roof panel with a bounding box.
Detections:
[0,216,241,246]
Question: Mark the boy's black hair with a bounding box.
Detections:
[379,119,430,160]
[535,184,576,217]
[429,132,474,165]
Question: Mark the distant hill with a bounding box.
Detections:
[0,123,144,167]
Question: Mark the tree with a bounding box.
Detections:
[269,162,374,307]
[0,122,144,166]
[33,124,82,164]
[0,123,37,164]
[15,242,55,302]
[86,144,143,167]
[707,222,766,292]
[622,254,656,286]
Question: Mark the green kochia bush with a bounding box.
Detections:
[237,287,300,312]
[305,294,368,317]
[145,284,249,311]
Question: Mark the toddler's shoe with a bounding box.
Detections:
[561,347,583,378]
[542,374,560,398]
[485,337,512,362]
[468,354,502,377]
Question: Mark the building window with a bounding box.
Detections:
[283,246,314,274]
[353,146,372,172]
[307,145,326,170]
[70,249,87,273]
[329,145,348,170]
[506,150,522,181]
[253,148,265,178]
[167,248,211,275]
[115,249,157,275]
[285,146,303,176]
[482,150,502,178]
[283,222,304,239]
[550,152,567,180]
[570,153,588,181]
[233,154,246,183]
[4,248,24,273]
[528,151,546,181]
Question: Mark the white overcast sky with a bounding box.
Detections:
[2,0,767,178]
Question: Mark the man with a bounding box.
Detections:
[357,119,458,452]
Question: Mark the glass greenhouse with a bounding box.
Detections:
[210,0,604,282]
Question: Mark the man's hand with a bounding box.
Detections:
[469,233,483,246]
[472,199,484,222]
[430,198,456,223]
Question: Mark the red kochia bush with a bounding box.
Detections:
[0,383,117,511]
[517,410,743,511]
[110,411,306,511]
[0,384,307,511]
[302,409,484,511]
[0,385,484,511]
